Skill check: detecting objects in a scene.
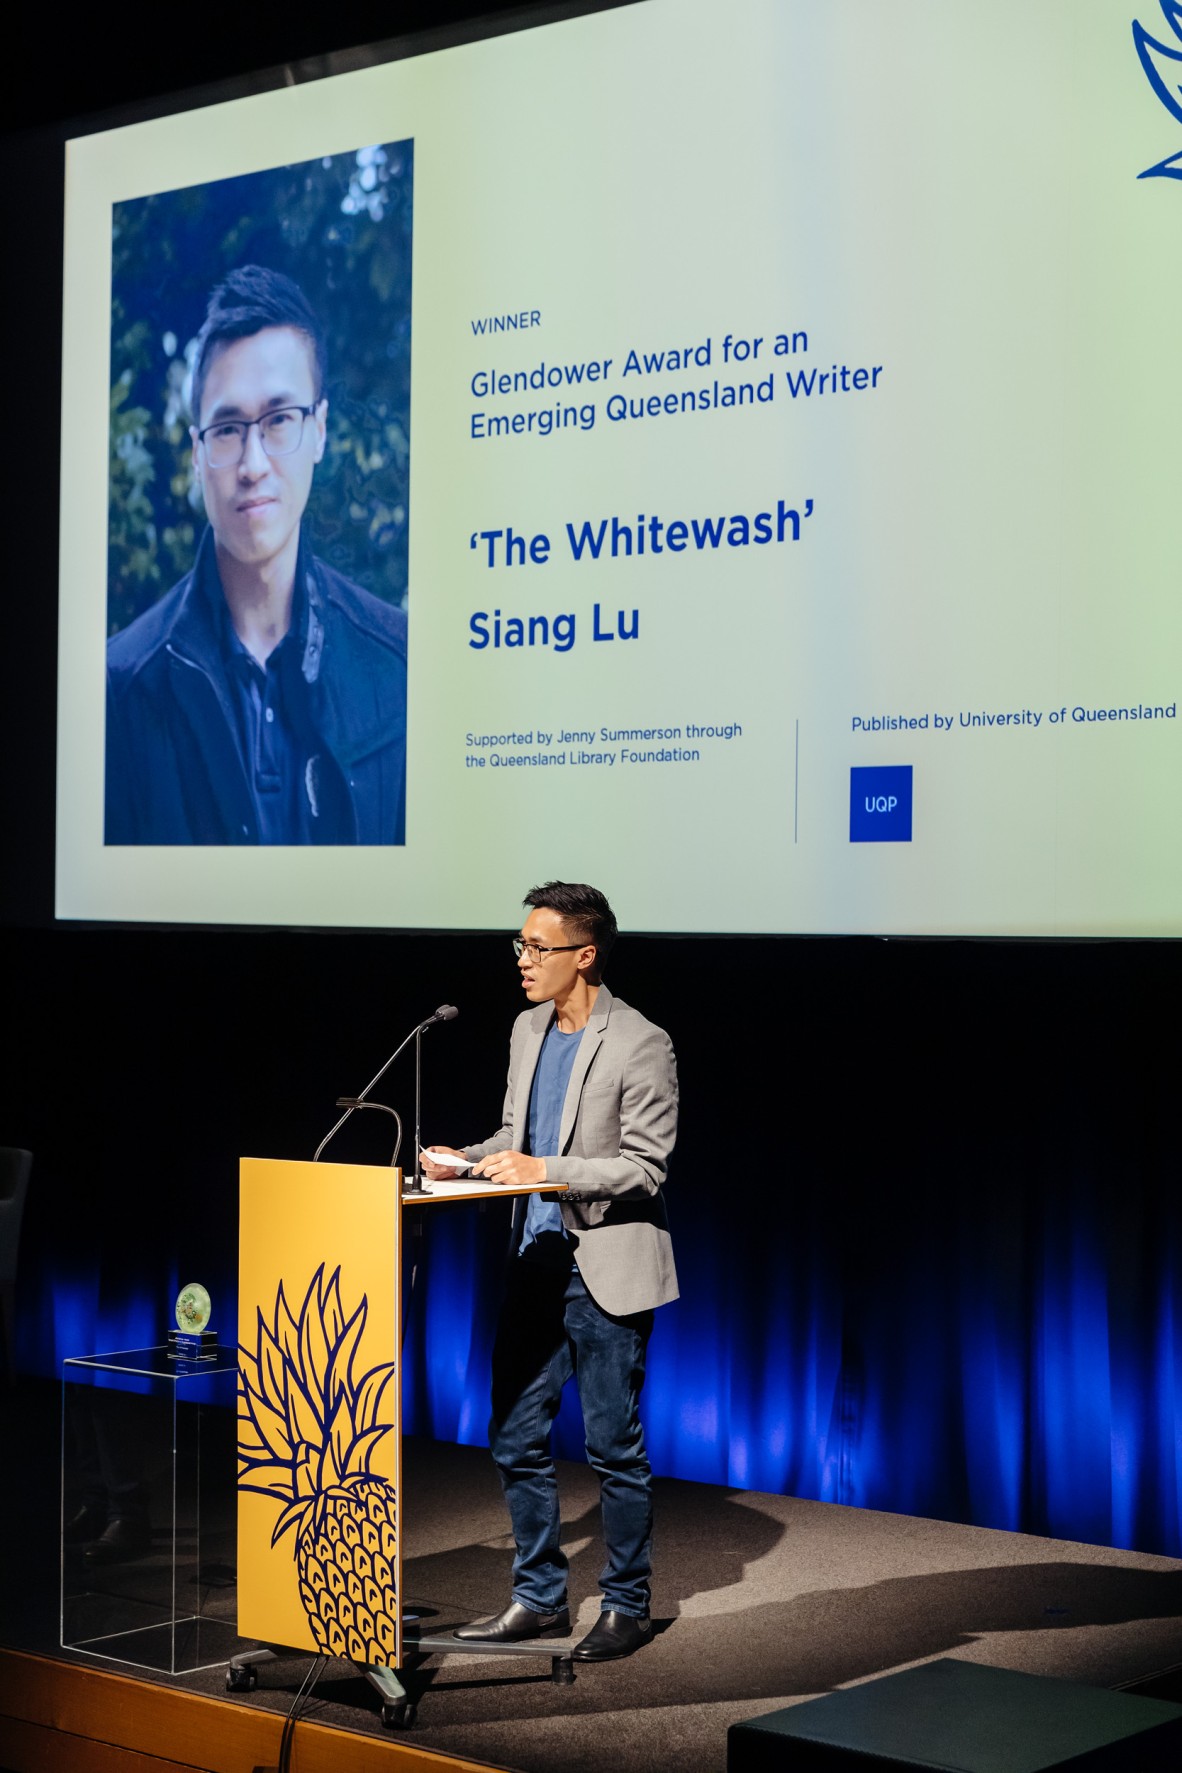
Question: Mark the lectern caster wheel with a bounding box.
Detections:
[226,1666,257,1692]
[551,1655,575,1685]
[382,1699,415,1728]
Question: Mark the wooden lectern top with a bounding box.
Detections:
[403,1177,568,1204]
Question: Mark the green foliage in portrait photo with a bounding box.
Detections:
[108,141,412,636]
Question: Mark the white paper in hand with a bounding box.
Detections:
[420,1149,475,1172]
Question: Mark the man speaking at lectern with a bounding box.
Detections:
[423,881,678,1661]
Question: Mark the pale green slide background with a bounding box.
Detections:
[56,0,1182,934]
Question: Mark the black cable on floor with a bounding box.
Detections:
[277,1654,326,1773]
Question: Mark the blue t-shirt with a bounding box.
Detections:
[520,1020,584,1258]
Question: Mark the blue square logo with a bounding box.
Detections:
[850,765,913,842]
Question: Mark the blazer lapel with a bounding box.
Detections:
[514,1004,553,1149]
[558,984,611,1152]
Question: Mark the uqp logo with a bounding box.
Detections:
[1133,2,1182,180]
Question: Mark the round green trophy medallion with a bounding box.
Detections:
[175,1282,212,1334]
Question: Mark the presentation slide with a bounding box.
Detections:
[56,0,1182,935]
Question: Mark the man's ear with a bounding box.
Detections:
[312,398,328,465]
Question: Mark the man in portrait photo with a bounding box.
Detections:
[105,265,408,845]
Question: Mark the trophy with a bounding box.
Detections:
[168,1282,217,1361]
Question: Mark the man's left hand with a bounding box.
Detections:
[473,1151,550,1187]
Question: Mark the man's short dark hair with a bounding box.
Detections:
[523,881,618,971]
[190,265,327,426]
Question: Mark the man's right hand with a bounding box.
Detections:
[421,1144,467,1180]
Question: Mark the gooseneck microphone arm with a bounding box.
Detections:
[331,1100,404,1169]
[313,1006,458,1164]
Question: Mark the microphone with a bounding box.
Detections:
[424,1004,459,1026]
[313,1007,459,1164]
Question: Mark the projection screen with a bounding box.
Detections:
[56,0,1182,935]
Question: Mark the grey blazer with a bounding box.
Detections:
[464,984,679,1317]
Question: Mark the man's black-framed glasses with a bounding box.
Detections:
[512,938,585,962]
[196,402,321,468]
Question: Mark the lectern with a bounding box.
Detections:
[234,1155,572,1724]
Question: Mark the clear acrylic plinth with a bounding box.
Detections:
[62,1345,238,1673]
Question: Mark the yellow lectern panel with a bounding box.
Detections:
[238,1157,401,1664]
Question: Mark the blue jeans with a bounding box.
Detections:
[489,1257,655,1618]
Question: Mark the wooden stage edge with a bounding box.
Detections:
[0,1647,499,1773]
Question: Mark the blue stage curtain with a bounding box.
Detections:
[33,1160,1178,1556]
[9,928,1181,1562]
[401,1141,1182,1558]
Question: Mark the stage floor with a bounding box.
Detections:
[3,1379,1181,1772]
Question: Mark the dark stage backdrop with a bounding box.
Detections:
[1,3,1179,1569]
[3,926,1180,1559]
